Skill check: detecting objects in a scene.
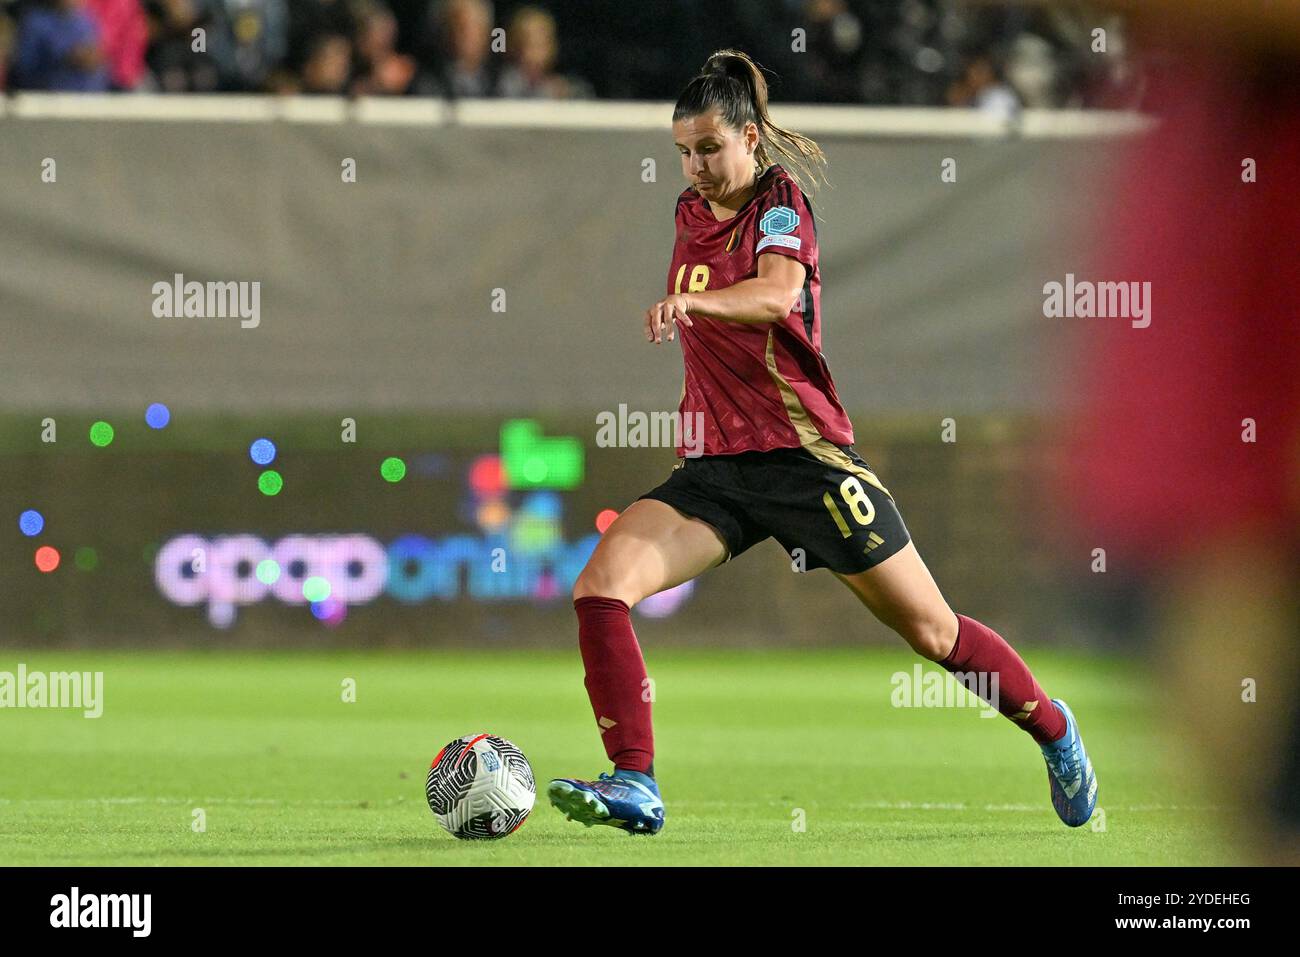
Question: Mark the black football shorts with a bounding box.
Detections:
[636,437,911,574]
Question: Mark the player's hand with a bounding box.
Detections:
[645,293,693,343]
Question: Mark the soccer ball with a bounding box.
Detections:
[425,733,536,840]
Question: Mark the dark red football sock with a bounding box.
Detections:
[574,596,654,773]
[939,614,1067,746]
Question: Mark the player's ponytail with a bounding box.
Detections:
[674,49,829,204]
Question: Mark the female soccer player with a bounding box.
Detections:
[548,49,1097,835]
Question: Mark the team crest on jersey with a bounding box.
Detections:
[757,205,802,253]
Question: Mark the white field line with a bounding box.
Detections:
[0,797,1218,812]
[0,797,407,806]
[687,800,1219,812]
[856,801,1218,812]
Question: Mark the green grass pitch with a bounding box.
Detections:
[0,646,1235,866]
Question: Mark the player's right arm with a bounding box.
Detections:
[645,294,693,344]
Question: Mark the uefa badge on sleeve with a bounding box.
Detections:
[758,206,801,252]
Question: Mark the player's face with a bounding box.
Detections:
[673,110,758,200]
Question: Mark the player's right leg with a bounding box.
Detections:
[572,497,729,608]
[551,498,729,835]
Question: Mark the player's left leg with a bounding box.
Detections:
[750,440,1096,826]
[834,542,1057,736]
[835,543,1098,826]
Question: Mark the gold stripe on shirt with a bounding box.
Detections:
[764,328,893,499]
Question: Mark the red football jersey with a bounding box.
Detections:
[668,163,855,456]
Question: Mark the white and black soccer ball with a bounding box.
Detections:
[425,733,535,840]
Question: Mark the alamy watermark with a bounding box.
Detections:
[50,887,150,937]
[890,664,999,718]
[595,404,705,457]
[1042,273,1150,328]
[151,273,260,329]
[0,664,103,718]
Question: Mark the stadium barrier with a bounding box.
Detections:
[0,98,1147,648]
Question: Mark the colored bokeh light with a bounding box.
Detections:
[595,508,619,533]
[638,580,695,618]
[18,509,44,537]
[510,515,560,553]
[210,603,236,629]
[532,569,559,600]
[34,546,60,572]
[302,576,331,602]
[89,421,114,447]
[249,438,277,465]
[380,456,406,483]
[74,546,98,571]
[145,403,171,429]
[258,470,283,496]
[476,499,510,531]
[413,452,449,477]
[521,490,561,520]
[310,598,347,627]
[255,559,281,584]
[468,454,505,496]
[500,419,583,490]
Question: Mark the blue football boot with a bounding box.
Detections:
[1040,698,1098,827]
[547,769,665,835]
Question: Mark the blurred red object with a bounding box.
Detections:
[1062,48,1300,565]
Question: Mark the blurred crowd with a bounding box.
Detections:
[0,0,1140,107]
